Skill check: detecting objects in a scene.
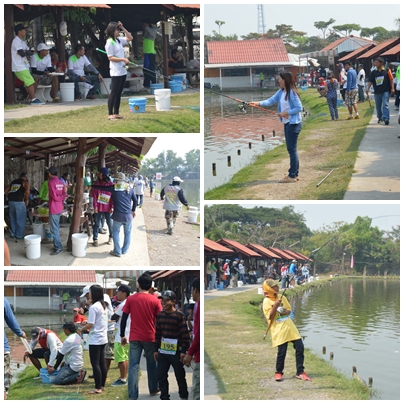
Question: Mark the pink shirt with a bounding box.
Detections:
[48,176,66,214]
[90,180,114,212]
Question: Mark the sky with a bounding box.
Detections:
[239,203,400,232]
[145,135,201,159]
[205,4,400,39]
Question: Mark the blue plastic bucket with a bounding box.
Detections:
[170,75,184,83]
[301,86,307,90]
[218,282,224,290]
[337,99,343,107]
[169,81,182,93]
[129,97,147,113]
[150,83,164,95]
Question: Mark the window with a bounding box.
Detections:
[223,68,248,77]
[23,288,49,297]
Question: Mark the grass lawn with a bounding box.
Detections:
[204,88,374,200]
[4,94,200,133]
[205,279,371,400]
[8,331,130,400]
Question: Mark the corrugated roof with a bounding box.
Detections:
[360,37,400,59]
[282,249,305,260]
[246,243,282,259]
[30,4,110,8]
[6,270,96,283]
[380,43,400,57]
[217,239,261,257]
[204,238,234,253]
[338,44,375,62]
[207,38,289,65]
[266,247,295,260]
[173,4,200,9]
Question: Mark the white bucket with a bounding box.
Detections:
[72,233,88,257]
[32,223,45,240]
[188,206,198,223]
[24,234,41,259]
[77,82,89,99]
[83,193,90,203]
[258,287,263,295]
[237,281,243,287]
[100,78,111,96]
[60,82,75,102]
[154,89,171,111]
[155,194,161,201]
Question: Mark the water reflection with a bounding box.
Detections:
[291,278,399,400]
[156,179,200,208]
[204,91,285,193]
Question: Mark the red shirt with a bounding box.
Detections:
[123,292,162,342]
[74,314,87,323]
[187,301,200,363]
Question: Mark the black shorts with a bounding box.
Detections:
[31,348,50,359]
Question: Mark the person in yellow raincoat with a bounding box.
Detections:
[262,278,311,382]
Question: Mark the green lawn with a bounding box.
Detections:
[4,94,200,133]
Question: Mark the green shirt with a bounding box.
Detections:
[39,180,49,201]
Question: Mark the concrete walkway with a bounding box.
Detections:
[344,98,400,200]
[4,89,197,122]
[6,208,149,266]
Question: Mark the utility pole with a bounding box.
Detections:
[257,5,266,35]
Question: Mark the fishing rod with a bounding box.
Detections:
[263,288,286,340]
[96,48,198,91]
[205,87,278,115]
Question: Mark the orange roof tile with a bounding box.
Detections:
[204,238,234,253]
[217,239,262,257]
[246,243,282,259]
[207,38,289,64]
[360,37,400,59]
[321,36,373,51]
[6,270,96,283]
[338,44,375,62]
[266,247,295,260]
[381,43,400,56]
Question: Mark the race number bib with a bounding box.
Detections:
[160,337,178,355]
[375,76,384,86]
[114,183,127,192]
[97,193,111,205]
[9,184,21,193]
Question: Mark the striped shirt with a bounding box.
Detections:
[155,310,190,354]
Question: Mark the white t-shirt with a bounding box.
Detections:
[280,91,290,124]
[103,294,115,332]
[11,36,30,72]
[68,54,91,76]
[134,179,145,195]
[357,69,365,86]
[114,299,131,343]
[60,332,84,372]
[105,37,128,77]
[88,301,108,345]
[30,53,52,73]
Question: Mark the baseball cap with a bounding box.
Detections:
[172,176,183,182]
[292,259,297,262]
[31,327,45,342]
[47,166,58,175]
[37,43,50,51]
[80,285,91,298]
[73,307,79,312]
[14,23,25,34]
[235,258,240,261]
[61,321,77,332]
[117,284,131,295]
[158,290,177,301]
[99,167,109,176]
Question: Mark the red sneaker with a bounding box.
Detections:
[275,372,283,382]
[296,372,311,381]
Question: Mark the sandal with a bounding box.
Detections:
[87,389,102,394]
[108,115,119,121]
[279,176,297,183]
[113,114,125,119]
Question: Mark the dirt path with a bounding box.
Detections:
[142,194,200,266]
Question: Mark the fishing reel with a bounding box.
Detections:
[238,102,247,114]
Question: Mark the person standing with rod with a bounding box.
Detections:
[250,70,303,183]
[105,21,132,121]
[141,18,158,90]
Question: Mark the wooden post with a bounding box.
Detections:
[262,135,265,141]
[161,8,169,88]
[5,5,15,105]
[330,352,334,359]
[67,138,87,252]
[212,163,216,176]
[249,142,252,149]
[273,130,275,137]
[368,377,373,387]
[227,156,231,166]
[53,7,65,64]
[98,141,107,168]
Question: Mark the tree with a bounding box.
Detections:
[332,23,361,36]
[215,20,225,35]
[240,32,266,40]
[360,26,389,40]
[314,18,336,39]
[205,31,238,42]
[184,149,200,173]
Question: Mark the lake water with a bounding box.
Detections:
[204,90,285,193]
[156,179,200,208]
[290,278,400,400]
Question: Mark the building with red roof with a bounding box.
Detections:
[205,38,296,89]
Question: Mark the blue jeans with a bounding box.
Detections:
[136,194,143,207]
[284,122,302,178]
[93,212,112,241]
[49,213,63,251]
[51,363,79,385]
[112,219,132,256]
[8,201,26,238]
[128,341,158,400]
[143,54,157,87]
[374,91,390,121]
[240,274,247,284]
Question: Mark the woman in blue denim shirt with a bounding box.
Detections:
[250,70,303,183]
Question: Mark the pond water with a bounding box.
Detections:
[204,90,285,193]
[290,278,399,400]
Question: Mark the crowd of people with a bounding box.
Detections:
[5,167,190,258]
[206,257,311,291]
[4,273,200,400]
